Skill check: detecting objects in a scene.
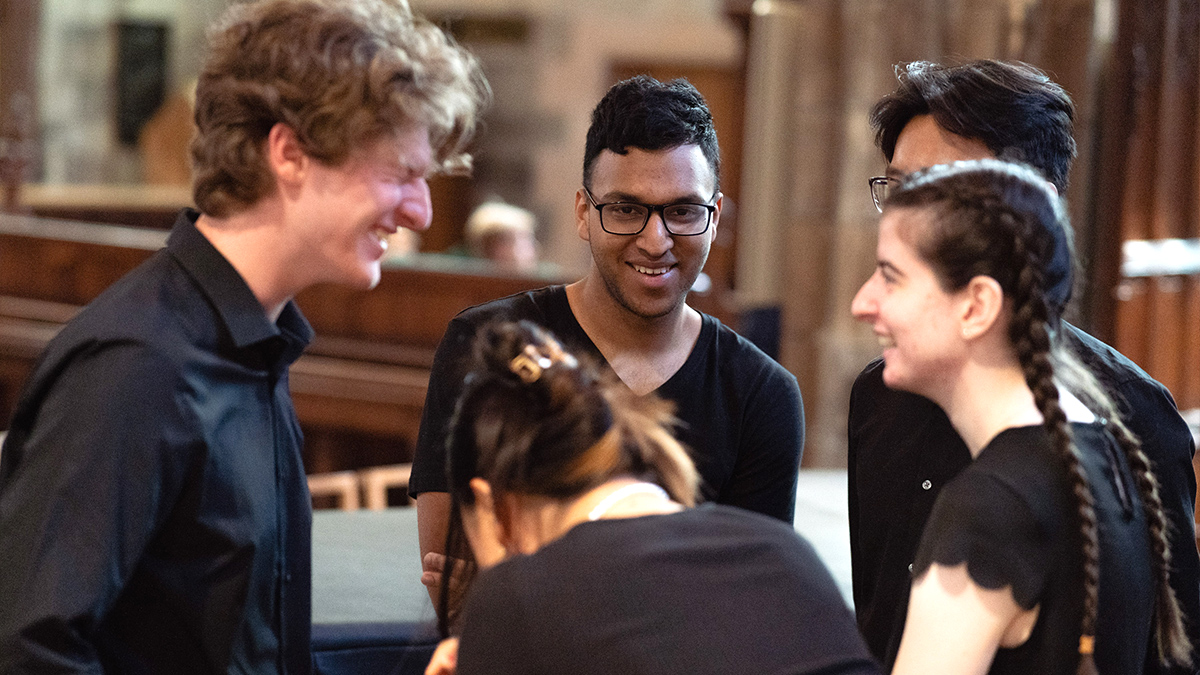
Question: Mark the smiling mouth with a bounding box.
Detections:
[631,264,673,276]
[371,227,394,246]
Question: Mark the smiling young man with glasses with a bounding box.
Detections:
[410,75,804,609]
[847,60,1200,672]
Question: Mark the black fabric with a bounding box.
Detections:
[409,286,804,522]
[455,505,881,675]
[913,424,1155,675]
[0,210,315,674]
[847,322,1200,673]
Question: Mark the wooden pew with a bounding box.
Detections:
[0,213,566,475]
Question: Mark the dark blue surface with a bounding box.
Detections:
[312,622,439,675]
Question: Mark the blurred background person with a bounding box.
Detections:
[463,200,539,273]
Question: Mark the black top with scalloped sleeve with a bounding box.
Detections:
[913,423,1156,674]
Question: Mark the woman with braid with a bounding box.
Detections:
[424,320,878,675]
[851,159,1189,674]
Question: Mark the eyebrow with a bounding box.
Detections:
[878,260,904,278]
[599,190,710,204]
[885,166,907,181]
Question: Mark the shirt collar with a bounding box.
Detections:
[167,209,313,361]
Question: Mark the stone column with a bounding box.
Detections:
[738,0,845,466]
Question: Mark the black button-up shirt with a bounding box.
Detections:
[0,210,314,674]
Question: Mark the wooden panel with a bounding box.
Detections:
[1146,276,1185,398]
[0,230,159,303]
[1105,0,1198,401]
[1184,275,1200,411]
[1151,0,1198,241]
[295,264,556,353]
[420,174,476,253]
[0,217,565,474]
[1114,278,1150,371]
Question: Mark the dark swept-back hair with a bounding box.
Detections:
[582,75,720,192]
[191,0,490,217]
[870,60,1076,193]
[887,159,1191,672]
[437,320,698,635]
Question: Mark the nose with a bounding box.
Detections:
[850,272,880,322]
[396,178,433,232]
[635,210,674,257]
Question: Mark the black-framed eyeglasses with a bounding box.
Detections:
[868,176,902,213]
[584,187,717,236]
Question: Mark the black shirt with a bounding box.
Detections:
[915,424,1154,674]
[847,322,1200,673]
[408,286,804,522]
[0,210,314,674]
[457,505,881,675]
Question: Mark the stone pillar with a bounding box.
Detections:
[811,0,922,468]
[737,0,845,466]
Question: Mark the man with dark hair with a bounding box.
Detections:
[411,75,804,600]
[0,1,486,672]
[849,59,1199,672]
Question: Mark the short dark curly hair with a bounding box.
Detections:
[582,75,719,192]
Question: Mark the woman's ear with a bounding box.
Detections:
[460,478,508,569]
[959,275,1005,341]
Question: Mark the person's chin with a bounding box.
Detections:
[340,260,382,290]
[622,288,687,320]
[362,264,382,290]
[880,363,911,393]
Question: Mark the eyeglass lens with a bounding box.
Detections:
[601,203,711,235]
[870,178,893,213]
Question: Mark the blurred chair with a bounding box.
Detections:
[308,471,361,511]
[359,464,413,510]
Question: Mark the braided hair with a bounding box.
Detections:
[437,320,699,635]
[886,159,1190,671]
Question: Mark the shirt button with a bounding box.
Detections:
[285,573,293,583]
[921,479,932,490]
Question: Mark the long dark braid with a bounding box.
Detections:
[1005,222,1101,675]
[1060,345,1194,666]
[1112,417,1192,665]
[888,158,1190,671]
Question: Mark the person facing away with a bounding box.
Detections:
[847,59,1200,673]
[410,75,804,606]
[852,158,1191,674]
[421,320,876,675]
[0,1,487,672]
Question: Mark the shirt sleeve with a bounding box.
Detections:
[718,363,804,523]
[912,471,1049,610]
[0,342,197,672]
[409,317,480,497]
[846,361,877,616]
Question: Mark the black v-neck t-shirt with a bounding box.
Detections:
[409,285,804,522]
